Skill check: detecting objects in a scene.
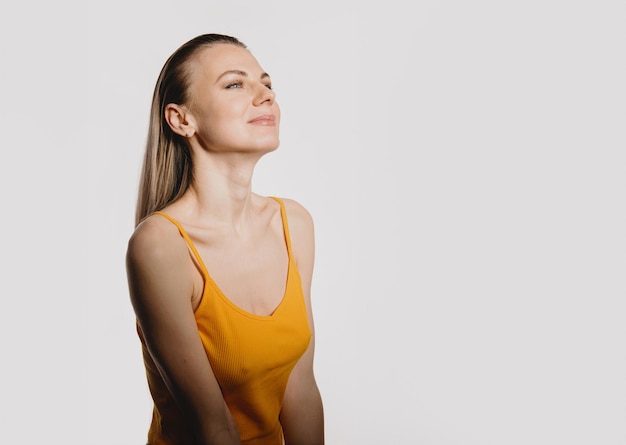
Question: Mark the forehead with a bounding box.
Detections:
[191,43,264,79]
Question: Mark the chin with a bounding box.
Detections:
[254,138,280,153]
[260,143,280,155]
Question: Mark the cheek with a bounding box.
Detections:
[198,105,240,134]
[204,112,248,146]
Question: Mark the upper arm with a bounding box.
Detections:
[283,199,315,331]
[281,198,315,300]
[279,199,325,443]
[125,217,238,441]
[280,198,317,380]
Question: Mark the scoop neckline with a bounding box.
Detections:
[153,197,292,320]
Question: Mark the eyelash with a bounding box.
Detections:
[225,81,273,90]
[226,81,243,89]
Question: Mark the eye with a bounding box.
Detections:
[225,81,243,89]
[264,83,273,90]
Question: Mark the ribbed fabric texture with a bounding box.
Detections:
[138,197,312,445]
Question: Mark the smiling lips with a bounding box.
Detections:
[248,114,276,125]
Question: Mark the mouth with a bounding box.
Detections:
[248,114,276,125]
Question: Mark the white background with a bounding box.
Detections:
[1,1,624,444]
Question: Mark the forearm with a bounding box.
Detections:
[198,427,241,445]
[184,399,241,445]
[281,384,325,445]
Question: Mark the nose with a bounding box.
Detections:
[253,83,275,106]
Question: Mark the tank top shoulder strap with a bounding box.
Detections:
[268,196,293,258]
[152,211,209,278]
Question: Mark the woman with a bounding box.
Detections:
[125,33,324,445]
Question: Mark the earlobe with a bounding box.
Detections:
[165,103,195,137]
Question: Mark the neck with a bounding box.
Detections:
[183,152,262,227]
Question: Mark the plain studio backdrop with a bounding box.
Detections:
[1,1,624,444]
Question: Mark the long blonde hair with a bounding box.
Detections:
[135,33,247,226]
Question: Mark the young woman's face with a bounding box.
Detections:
[185,43,280,154]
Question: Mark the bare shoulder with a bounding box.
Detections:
[125,213,194,309]
[126,214,187,265]
[276,197,314,234]
[273,197,315,270]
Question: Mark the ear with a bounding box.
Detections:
[164,103,196,137]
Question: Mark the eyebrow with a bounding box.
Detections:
[215,70,271,83]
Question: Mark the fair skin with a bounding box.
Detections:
[126,43,324,444]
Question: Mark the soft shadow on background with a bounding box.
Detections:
[2,1,624,444]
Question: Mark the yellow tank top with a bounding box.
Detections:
[138,197,312,444]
